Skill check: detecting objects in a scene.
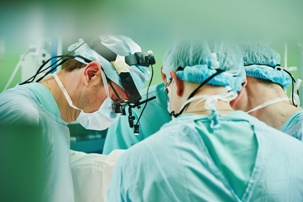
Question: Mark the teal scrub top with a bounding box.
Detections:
[107,111,303,201]
[280,110,303,141]
[0,83,74,202]
[103,83,172,154]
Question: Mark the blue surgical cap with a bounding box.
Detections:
[162,40,245,92]
[68,35,151,91]
[241,43,291,89]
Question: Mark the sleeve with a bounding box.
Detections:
[70,149,125,202]
[0,95,47,202]
[106,153,127,202]
[106,148,146,202]
[103,113,140,154]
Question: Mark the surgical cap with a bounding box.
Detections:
[241,43,291,89]
[162,40,245,92]
[67,35,151,91]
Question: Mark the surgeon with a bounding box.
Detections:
[231,43,303,141]
[0,35,153,202]
[103,80,171,154]
[107,39,303,201]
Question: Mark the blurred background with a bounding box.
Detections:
[1,0,302,153]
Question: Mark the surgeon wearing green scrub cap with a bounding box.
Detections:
[231,43,303,141]
[107,38,303,201]
[0,35,153,202]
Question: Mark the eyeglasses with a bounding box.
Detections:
[106,78,129,114]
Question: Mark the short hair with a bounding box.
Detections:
[62,59,86,72]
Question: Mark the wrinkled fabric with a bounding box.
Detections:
[0,83,125,202]
[0,83,74,202]
[107,111,303,201]
[241,43,291,89]
[280,110,303,141]
[103,83,172,154]
[70,149,125,202]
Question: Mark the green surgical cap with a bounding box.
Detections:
[162,39,245,92]
[68,35,151,91]
[241,43,291,89]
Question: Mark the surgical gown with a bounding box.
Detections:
[280,110,303,141]
[103,83,171,154]
[107,111,303,201]
[0,83,74,202]
[0,83,125,202]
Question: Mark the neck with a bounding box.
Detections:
[181,84,234,115]
[185,101,234,115]
[249,101,300,129]
[246,78,300,129]
[40,71,81,123]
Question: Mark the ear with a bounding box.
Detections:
[230,78,247,107]
[170,71,184,97]
[83,61,101,85]
[160,66,167,84]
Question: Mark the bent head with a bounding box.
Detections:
[161,39,246,116]
[57,35,152,130]
[241,43,291,89]
[231,43,293,111]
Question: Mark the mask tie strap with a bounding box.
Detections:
[247,97,290,114]
[100,70,110,97]
[92,50,110,98]
[52,72,81,111]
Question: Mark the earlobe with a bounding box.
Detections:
[242,77,248,88]
[170,71,184,97]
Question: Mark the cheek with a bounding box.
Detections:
[231,94,246,111]
[169,86,181,112]
[92,90,107,111]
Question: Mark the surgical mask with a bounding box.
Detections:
[165,79,175,117]
[165,80,172,113]
[246,97,290,114]
[53,72,120,131]
[167,100,172,114]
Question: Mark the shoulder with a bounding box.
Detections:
[139,83,165,97]
[0,87,40,126]
[137,83,167,107]
[281,110,303,141]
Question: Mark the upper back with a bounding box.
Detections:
[112,111,303,201]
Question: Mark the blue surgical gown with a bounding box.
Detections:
[0,83,74,202]
[280,110,303,141]
[103,83,171,154]
[107,111,303,201]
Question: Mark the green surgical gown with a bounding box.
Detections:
[107,111,303,201]
[103,83,171,154]
[0,83,74,202]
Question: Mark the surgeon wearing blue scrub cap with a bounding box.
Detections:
[107,39,303,201]
[231,43,303,141]
[0,35,152,202]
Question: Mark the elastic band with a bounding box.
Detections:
[53,72,81,110]
[247,97,290,114]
